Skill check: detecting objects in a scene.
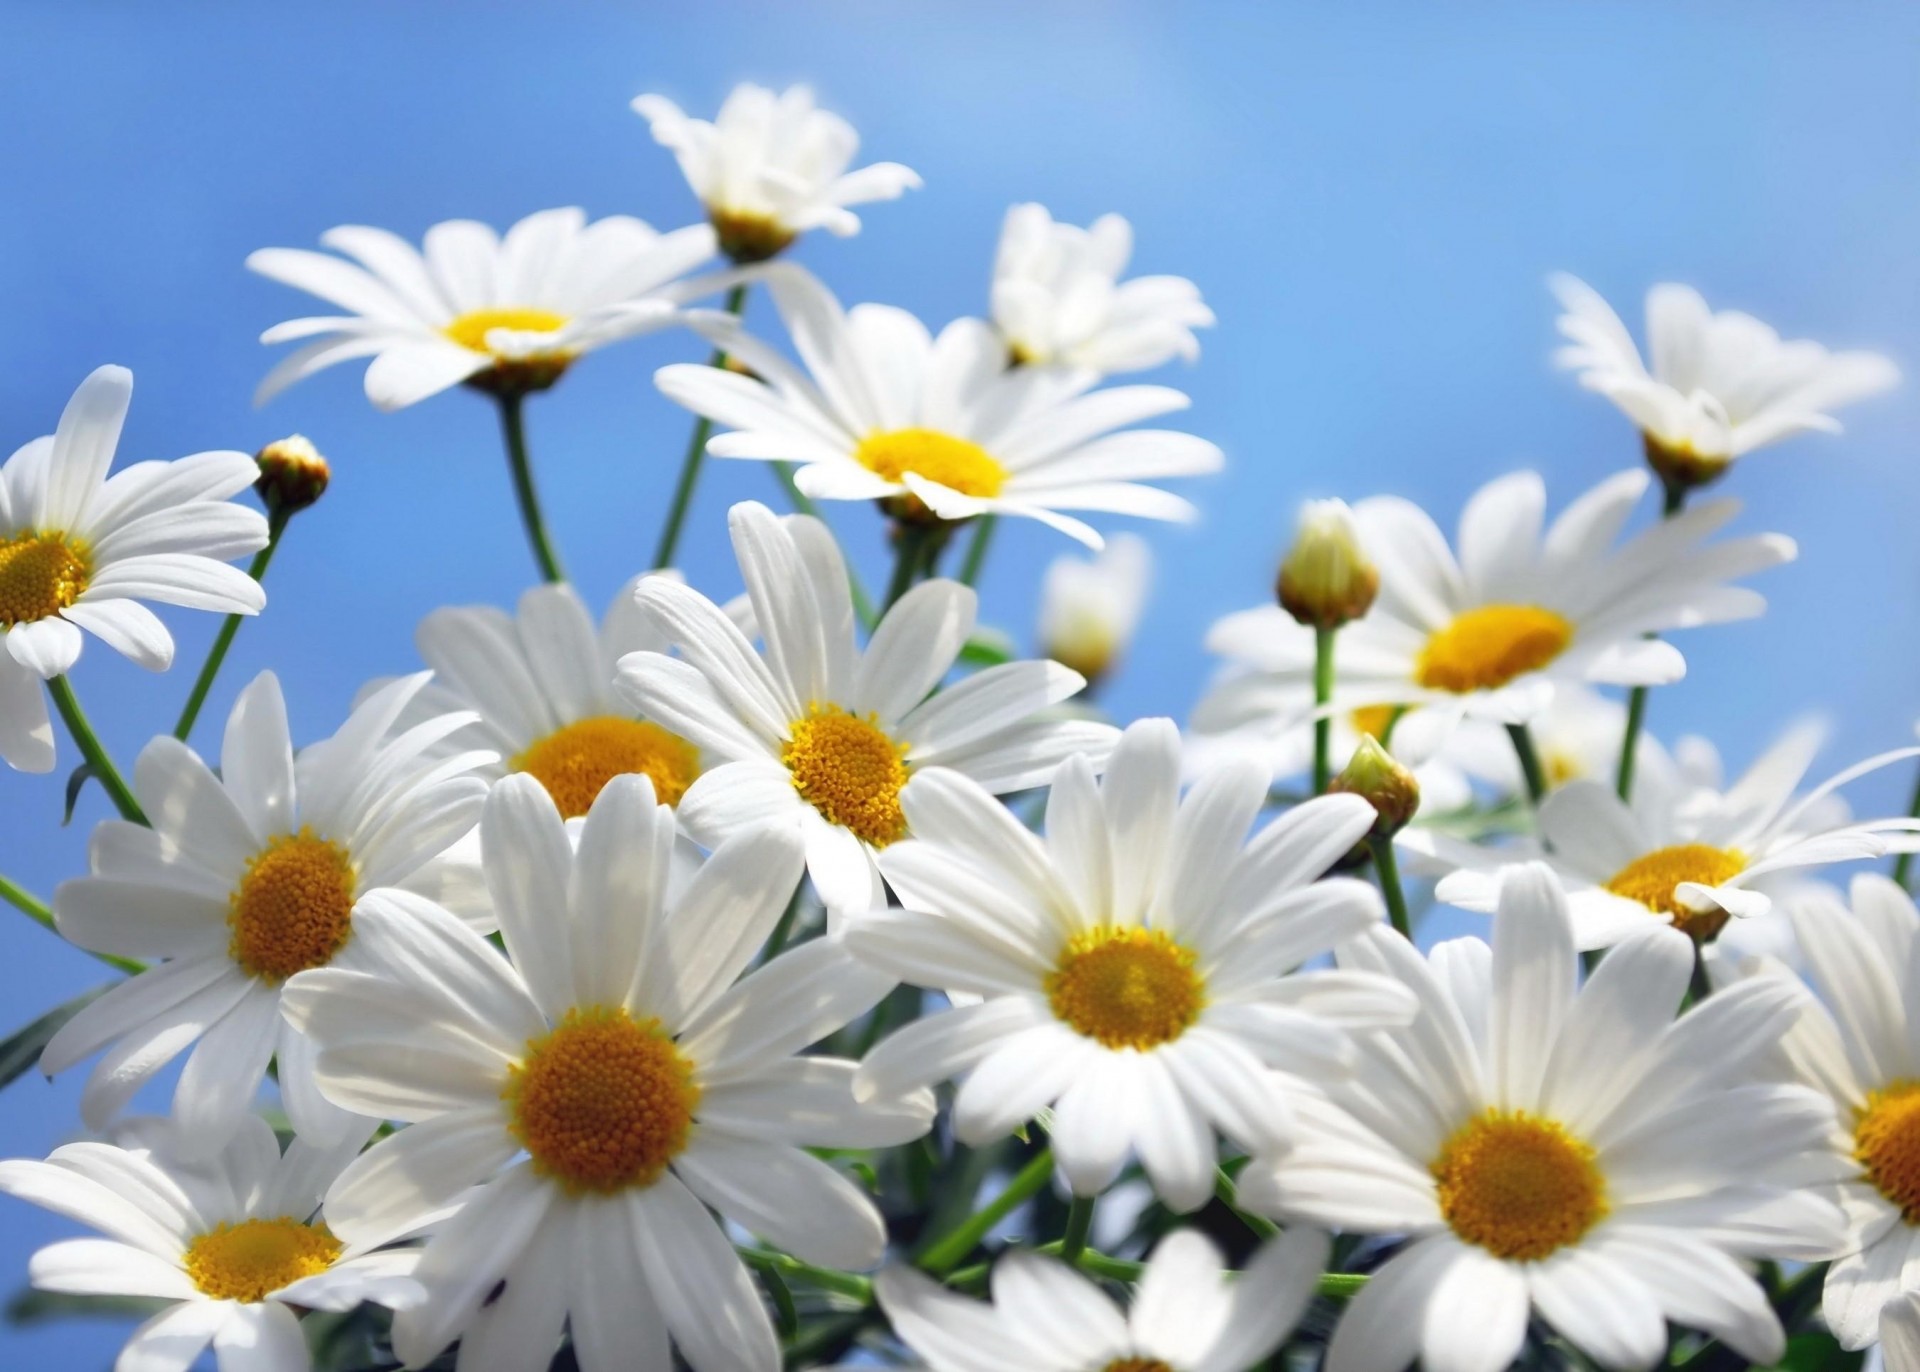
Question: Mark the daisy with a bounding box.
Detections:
[847,717,1416,1211]
[44,669,493,1148]
[990,203,1214,373]
[1238,862,1848,1372]
[279,773,932,1372]
[615,500,1117,913]
[632,83,920,263]
[1037,531,1152,684]
[654,267,1223,548]
[0,1114,421,1372]
[1445,683,1677,800]
[0,365,268,773]
[248,207,718,409]
[876,1227,1329,1372]
[1551,274,1898,491]
[1887,1294,1920,1372]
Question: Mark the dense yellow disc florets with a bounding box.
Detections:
[1603,843,1747,940]
[1349,704,1400,741]
[1856,1081,1920,1222]
[443,307,571,357]
[781,705,910,847]
[0,531,90,627]
[1415,605,1574,694]
[1102,1362,1175,1372]
[855,428,1008,499]
[228,830,356,982]
[1433,1109,1608,1261]
[184,1217,342,1303]
[513,716,701,817]
[711,208,796,264]
[1047,926,1204,1051]
[505,1006,700,1194]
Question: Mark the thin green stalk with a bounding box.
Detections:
[1615,481,1687,802]
[736,1247,872,1304]
[496,393,565,583]
[173,506,290,743]
[1895,762,1920,889]
[0,874,142,975]
[883,525,935,612]
[1059,1194,1095,1266]
[1688,944,1713,1005]
[918,1147,1055,1274]
[1370,835,1413,940]
[47,676,145,825]
[1214,1167,1281,1239]
[1312,626,1336,793]
[959,514,998,588]
[1506,722,1547,808]
[948,1239,1367,1300]
[653,282,750,570]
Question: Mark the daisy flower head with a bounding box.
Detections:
[0,1114,421,1372]
[248,207,719,409]
[1551,273,1898,494]
[632,83,921,263]
[1239,862,1848,1372]
[279,774,930,1372]
[616,500,1117,914]
[1037,530,1152,684]
[848,717,1416,1211]
[0,365,269,773]
[990,203,1215,374]
[45,669,494,1149]
[1445,682,1678,801]
[654,268,1224,548]
[876,1227,1330,1372]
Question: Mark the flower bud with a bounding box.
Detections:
[1329,733,1420,839]
[1277,499,1377,629]
[255,435,330,515]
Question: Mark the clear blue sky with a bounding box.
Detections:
[2,2,1917,1364]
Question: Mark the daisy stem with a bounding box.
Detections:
[46,676,147,826]
[652,282,751,571]
[884,524,938,611]
[1214,1166,1281,1239]
[1059,1193,1095,1266]
[0,874,141,976]
[1506,722,1547,808]
[917,1146,1056,1274]
[1369,835,1413,940]
[1615,482,1689,802]
[172,506,291,744]
[959,514,998,588]
[1688,944,1713,1005]
[1893,762,1920,889]
[495,393,565,583]
[1312,626,1337,793]
[736,1247,873,1304]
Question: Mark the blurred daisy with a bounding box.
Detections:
[1240,862,1847,1372]
[1448,683,1678,800]
[991,203,1214,373]
[0,365,268,773]
[46,671,493,1148]
[877,1228,1328,1372]
[1551,274,1897,491]
[633,83,920,262]
[655,268,1223,548]
[248,207,718,409]
[849,718,1414,1211]
[617,501,1116,913]
[280,775,929,1372]
[1037,531,1151,684]
[0,1115,420,1372]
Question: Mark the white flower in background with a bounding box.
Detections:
[45,671,493,1148]
[1447,683,1677,800]
[849,718,1414,1211]
[655,268,1223,548]
[877,1228,1329,1372]
[280,775,930,1372]
[248,207,719,409]
[1551,274,1898,488]
[0,1116,421,1372]
[1240,863,1847,1372]
[0,366,268,773]
[633,83,921,263]
[1037,531,1151,683]
[617,501,1116,913]
[990,203,1214,373]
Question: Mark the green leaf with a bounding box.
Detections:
[957,630,1016,670]
[1764,1332,1865,1372]
[0,984,109,1092]
[6,1287,167,1326]
[61,763,100,826]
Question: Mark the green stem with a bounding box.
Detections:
[1506,722,1547,808]
[1059,1194,1095,1266]
[47,676,146,825]
[1895,763,1920,889]
[736,1247,872,1304]
[917,1147,1055,1274]
[770,463,877,629]
[0,875,142,975]
[883,525,935,612]
[1370,835,1412,940]
[1616,482,1687,802]
[496,393,565,583]
[1312,626,1336,793]
[946,1240,1367,1300]
[958,514,998,588]
[764,888,805,962]
[1688,943,1713,1005]
[173,507,290,743]
[1214,1167,1281,1239]
[653,282,750,571]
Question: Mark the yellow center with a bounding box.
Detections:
[1101,1362,1174,1372]
[442,308,571,357]
[0,531,90,627]
[1433,1109,1608,1261]
[183,1218,342,1303]
[854,428,1008,499]
[1047,926,1204,1051]
[711,208,796,264]
[512,716,701,818]
[1603,843,1747,940]
[1350,704,1399,741]
[1415,605,1574,694]
[1545,749,1585,789]
[505,1006,700,1194]
[1856,1081,1920,1222]
[781,706,910,848]
[228,830,356,982]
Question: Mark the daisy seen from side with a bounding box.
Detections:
[1037,531,1152,686]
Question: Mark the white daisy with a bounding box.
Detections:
[279,774,931,1372]
[990,203,1214,374]
[876,1228,1329,1372]
[847,717,1415,1211]
[1037,531,1152,685]
[0,365,268,773]
[0,1114,421,1372]
[654,268,1223,548]
[615,500,1117,913]
[44,670,494,1148]
[632,83,920,263]
[1551,274,1898,490]
[248,207,718,409]
[1239,862,1848,1372]
[1444,683,1677,801]
[1886,1293,1920,1372]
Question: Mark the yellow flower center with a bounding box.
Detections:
[1603,844,1747,940]
[228,830,356,983]
[781,705,909,848]
[442,308,571,357]
[1856,1081,1920,1222]
[512,716,701,818]
[0,531,90,627]
[1544,749,1585,789]
[1433,1109,1608,1261]
[1350,704,1400,741]
[1415,605,1574,694]
[855,428,1008,499]
[711,208,796,264]
[504,1006,700,1194]
[1102,1362,1174,1372]
[1046,926,1204,1051]
[183,1218,342,1303]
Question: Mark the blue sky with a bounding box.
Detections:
[2,2,1918,1363]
